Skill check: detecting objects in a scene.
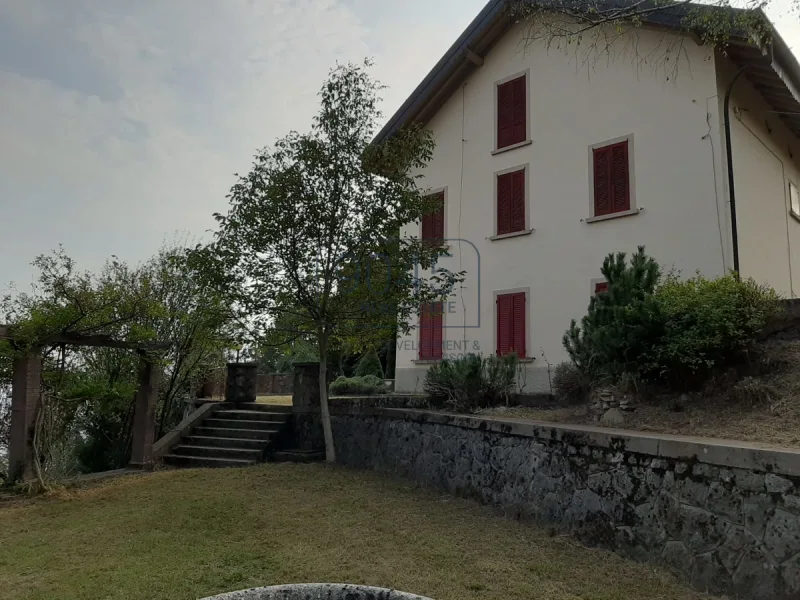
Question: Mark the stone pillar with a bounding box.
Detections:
[291,362,323,452]
[129,359,160,469]
[8,349,42,482]
[225,362,258,405]
[291,362,320,413]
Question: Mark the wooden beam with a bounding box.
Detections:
[0,324,171,351]
[464,47,484,67]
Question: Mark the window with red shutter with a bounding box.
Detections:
[496,169,525,235]
[422,192,445,245]
[496,292,526,358]
[497,75,527,150]
[592,139,630,217]
[594,281,608,294]
[419,303,443,360]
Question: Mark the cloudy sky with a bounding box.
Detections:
[0,0,798,291]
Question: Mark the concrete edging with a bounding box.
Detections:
[343,407,800,477]
[152,401,220,459]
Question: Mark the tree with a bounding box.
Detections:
[191,60,462,462]
[563,246,662,383]
[0,244,236,477]
[354,347,385,379]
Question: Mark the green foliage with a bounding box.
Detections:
[0,242,237,477]
[354,348,384,378]
[562,247,783,392]
[329,375,387,396]
[552,361,590,405]
[648,273,781,380]
[563,247,662,384]
[188,60,464,460]
[424,353,519,412]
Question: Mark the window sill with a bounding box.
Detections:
[584,208,641,224]
[791,211,800,224]
[488,228,534,241]
[495,356,535,363]
[413,359,441,365]
[491,140,532,156]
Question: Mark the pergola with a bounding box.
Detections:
[1,324,171,481]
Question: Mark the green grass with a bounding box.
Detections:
[0,465,716,600]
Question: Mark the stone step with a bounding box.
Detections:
[237,403,293,413]
[172,445,263,461]
[203,418,283,430]
[273,449,325,463]
[213,409,290,422]
[162,454,256,468]
[194,426,278,440]
[183,435,268,450]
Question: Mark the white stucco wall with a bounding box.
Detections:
[716,52,800,298]
[396,24,731,394]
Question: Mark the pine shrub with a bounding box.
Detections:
[354,348,384,378]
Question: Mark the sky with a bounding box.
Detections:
[0,0,798,292]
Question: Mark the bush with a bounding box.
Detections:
[354,348,384,378]
[563,247,663,384]
[552,361,589,405]
[562,246,782,390]
[424,353,518,412]
[329,374,386,396]
[648,273,781,380]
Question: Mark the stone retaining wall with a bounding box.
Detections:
[326,408,800,599]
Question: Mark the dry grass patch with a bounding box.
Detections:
[0,465,716,600]
[256,395,292,405]
[480,338,800,448]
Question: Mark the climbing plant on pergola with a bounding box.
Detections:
[1,325,170,483]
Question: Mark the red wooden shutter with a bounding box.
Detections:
[593,146,612,216]
[497,75,526,149]
[593,140,629,216]
[497,172,513,235]
[419,303,432,359]
[431,303,443,360]
[511,169,525,233]
[497,292,526,357]
[595,281,608,294]
[419,303,443,360]
[497,170,525,234]
[497,81,514,150]
[511,76,527,146]
[433,193,444,240]
[422,192,444,243]
[511,292,526,358]
[611,141,630,212]
[496,294,512,355]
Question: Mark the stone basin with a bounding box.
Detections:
[200,583,434,600]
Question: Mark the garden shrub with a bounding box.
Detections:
[552,361,589,405]
[354,348,384,378]
[648,273,781,380]
[563,247,663,384]
[424,353,518,412]
[562,246,782,391]
[329,374,387,396]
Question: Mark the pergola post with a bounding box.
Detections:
[129,358,160,469]
[8,348,42,481]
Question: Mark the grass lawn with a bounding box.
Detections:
[0,465,716,600]
[256,394,292,405]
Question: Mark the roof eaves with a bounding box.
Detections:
[373,0,508,145]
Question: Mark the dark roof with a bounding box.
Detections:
[374,0,800,143]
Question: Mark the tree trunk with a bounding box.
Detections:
[317,332,336,462]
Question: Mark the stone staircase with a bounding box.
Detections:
[162,403,291,468]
